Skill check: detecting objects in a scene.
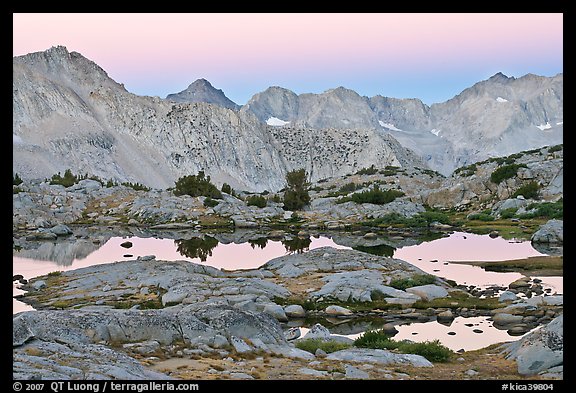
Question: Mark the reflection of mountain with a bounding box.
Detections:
[175,236,219,262]
[13,239,103,266]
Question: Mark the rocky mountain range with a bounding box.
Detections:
[13,46,422,192]
[237,73,562,175]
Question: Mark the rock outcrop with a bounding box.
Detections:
[502,314,563,377]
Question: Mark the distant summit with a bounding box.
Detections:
[166,78,240,110]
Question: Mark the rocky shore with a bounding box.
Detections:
[14,244,563,380]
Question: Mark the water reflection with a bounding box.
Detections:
[175,236,219,262]
[353,244,395,257]
[282,237,312,254]
[248,237,268,249]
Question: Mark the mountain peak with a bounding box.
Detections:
[488,72,514,83]
[166,79,239,110]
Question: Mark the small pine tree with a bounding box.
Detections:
[13,173,23,186]
[283,169,310,211]
[221,183,232,194]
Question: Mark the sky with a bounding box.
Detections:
[13,13,563,105]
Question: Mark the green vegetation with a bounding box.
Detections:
[389,274,436,290]
[270,194,282,203]
[361,210,451,228]
[490,163,527,184]
[453,163,477,177]
[283,169,310,211]
[221,183,232,194]
[337,185,404,205]
[548,144,563,153]
[338,182,359,193]
[518,200,563,219]
[356,165,378,175]
[468,210,495,221]
[354,330,453,362]
[121,182,150,191]
[203,197,220,208]
[499,207,518,219]
[174,236,219,261]
[13,187,23,194]
[246,195,267,208]
[173,171,223,199]
[512,181,540,199]
[49,169,78,187]
[47,271,62,277]
[295,339,352,354]
[13,173,23,186]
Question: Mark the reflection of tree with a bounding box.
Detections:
[282,237,312,254]
[249,237,268,249]
[353,244,395,257]
[175,236,219,262]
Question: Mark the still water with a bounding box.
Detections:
[13,230,561,349]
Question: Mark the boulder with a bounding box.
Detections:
[49,224,73,236]
[437,310,454,321]
[492,313,524,326]
[263,304,288,322]
[531,219,563,244]
[344,364,370,379]
[326,348,432,367]
[406,284,448,301]
[284,305,306,318]
[498,291,519,302]
[503,315,563,375]
[302,324,331,340]
[325,305,353,316]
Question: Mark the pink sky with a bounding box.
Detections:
[13,13,562,105]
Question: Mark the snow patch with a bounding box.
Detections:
[13,134,23,144]
[556,121,563,126]
[430,129,441,136]
[496,97,508,103]
[266,117,290,126]
[379,121,403,131]
[535,122,552,131]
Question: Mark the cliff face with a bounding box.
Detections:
[13,46,422,192]
[242,73,563,175]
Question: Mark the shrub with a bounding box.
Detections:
[499,207,518,219]
[356,165,378,175]
[295,339,351,354]
[519,200,563,219]
[50,169,77,187]
[339,182,358,193]
[468,213,495,221]
[106,179,117,188]
[203,197,219,207]
[174,171,222,199]
[548,144,563,153]
[270,194,281,203]
[453,163,477,177]
[490,164,526,184]
[338,185,404,205]
[13,173,23,186]
[512,181,540,199]
[121,182,150,191]
[354,330,452,362]
[283,169,310,210]
[389,274,436,290]
[221,183,232,194]
[246,195,267,208]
